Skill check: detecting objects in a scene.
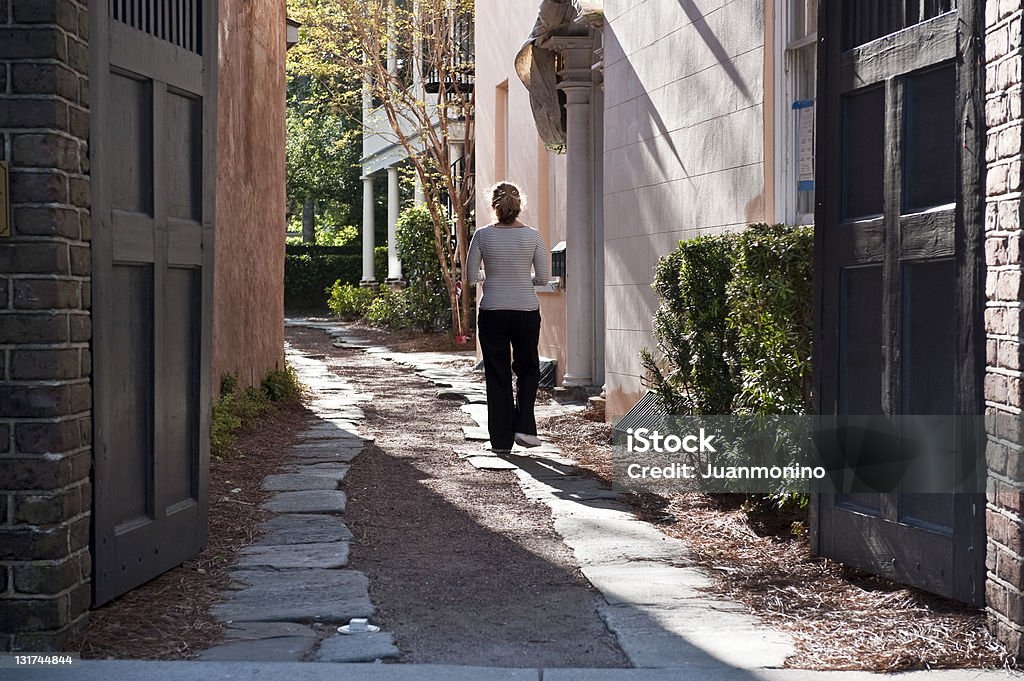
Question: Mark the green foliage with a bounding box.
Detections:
[285,250,362,309]
[643,224,813,416]
[261,365,304,403]
[365,286,409,329]
[643,224,814,504]
[374,246,388,283]
[729,224,814,415]
[212,367,304,460]
[642,236,737,416]
[327,282,376,320]
[395,205,451,331]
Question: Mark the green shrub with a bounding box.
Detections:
[211,365,304,460]
[261,365,303,403]
[365,286,410,329]
[641,224,814,501]
[374,245,388,282]
[642,223,812,416]
[327,281,376,320]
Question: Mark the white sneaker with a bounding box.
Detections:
[514,432,542,448]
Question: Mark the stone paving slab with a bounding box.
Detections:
[598,603,793,669]
[254,514,354,546]
[467,455,519,471]
[197,622,320,661]
[314,632,401,662]
[234,541,350,570]
[461,425,490,440]
[8,661,547,681]
[262,471,347,491]
[580,564,713,605]
[262,490,348,514]
[286,448,363,465]
[213,569,373,624]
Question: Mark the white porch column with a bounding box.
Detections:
[414,174,425,206]
[386,166,402,281]
[361,175,376,284]
[553,38,596,387]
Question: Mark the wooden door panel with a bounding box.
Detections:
[91,0,214,605]
[814,0,985,606]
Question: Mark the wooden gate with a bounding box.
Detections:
[812,0,986,605]
[89,0,216,605]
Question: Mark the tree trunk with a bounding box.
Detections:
[302,199,315,244]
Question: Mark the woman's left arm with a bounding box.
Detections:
[532,231,551,286]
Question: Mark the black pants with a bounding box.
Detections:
[477,308,541,450]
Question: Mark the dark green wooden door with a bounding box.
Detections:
[813,0,986,605]
[89,0,216,605]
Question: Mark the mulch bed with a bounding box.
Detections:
[540,407,1017,672]
[70,401,313,660]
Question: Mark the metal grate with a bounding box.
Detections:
[109,0,203,55]
[841,0,956,51]
[611,391,667,438]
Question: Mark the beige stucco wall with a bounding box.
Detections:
[213,0,287,389]
[474,0,568,379]
[602,0,769,418]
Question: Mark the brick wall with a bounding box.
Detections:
[0,0,92,650]
[986,0,1024,656]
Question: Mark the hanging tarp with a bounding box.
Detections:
[514,0,603,149]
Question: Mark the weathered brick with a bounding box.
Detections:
[68,382,89,413]
[0,242,68,275]
[68,244,89,276]
[15,420,81,454]
[0,597,67,632]
[68,176,88,206]
[0,526,68,560]
[0,28,65,60]
[68,516,88,552]
[13,561,79,597]
[0,456,74,491]
[11,0,79,30]
[0,313,68,344]
[68,582,88,620]
[10,63,79,100]
[68,312,89,342]
[8,170,69,205]
[13,490,80,526]
[13,279,79,310]
[65,36,87,75]
[10,349,80,380]
[11,207,81,239]
[0,385,70,418]
[12,134,80,173]
[0,100,67,130]
[0,278,8,307]
[0,424,10,454]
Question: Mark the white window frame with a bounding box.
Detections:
[773,0,818,226]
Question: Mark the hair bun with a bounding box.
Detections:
[491,182,525,225]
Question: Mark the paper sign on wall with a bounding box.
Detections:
[793,99,815,192]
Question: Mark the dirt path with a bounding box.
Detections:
[286,327,628,668]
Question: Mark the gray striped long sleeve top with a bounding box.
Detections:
[466,225,550,311]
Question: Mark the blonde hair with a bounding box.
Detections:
[490,181,525,225]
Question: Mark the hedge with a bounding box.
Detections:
[641,223,813,416]
[284,249,362,309]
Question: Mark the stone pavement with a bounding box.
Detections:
[6,660,1024,680]
[289,320,796,671]
[197,342,400,664]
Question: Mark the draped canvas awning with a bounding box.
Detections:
[514,0,603,148]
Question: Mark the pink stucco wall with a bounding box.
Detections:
[213,0,287,389]
[474,0,569,381]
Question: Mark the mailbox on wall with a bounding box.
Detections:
[551,241,566,279]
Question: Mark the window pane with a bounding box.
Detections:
[903,64,956,212]
[839,265,884,415]
[841,87,885,220]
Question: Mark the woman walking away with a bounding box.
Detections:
[465,182,550,454]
